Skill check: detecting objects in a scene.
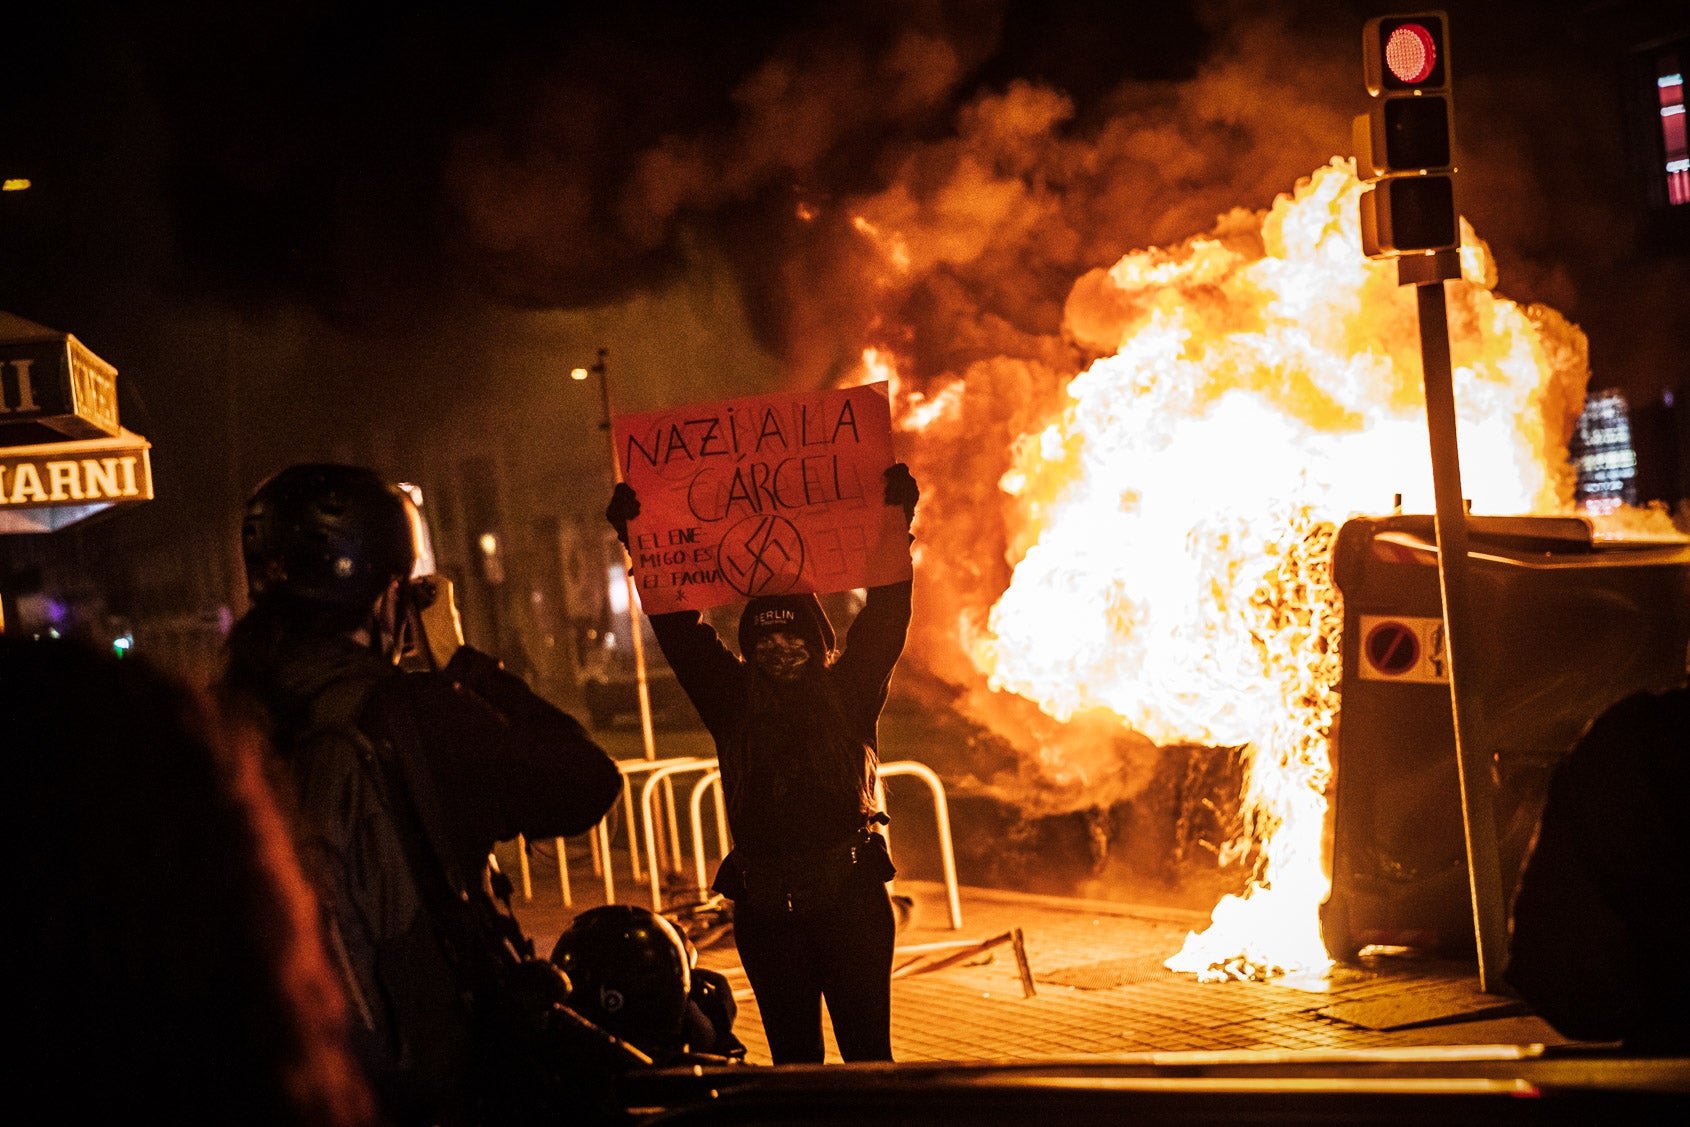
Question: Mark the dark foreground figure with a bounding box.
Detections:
[551,904,747,1064]
[1507,683,1690,1052]
[6,635,376,1126]
[222,463,626,1125]
[607,463,919,1064]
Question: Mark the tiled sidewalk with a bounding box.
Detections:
[511,871,1569,1066]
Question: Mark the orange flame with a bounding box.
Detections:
[893,158,1600,980]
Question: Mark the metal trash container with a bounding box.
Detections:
[1321,513,1690,960]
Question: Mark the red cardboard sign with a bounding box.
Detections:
[613,382,910,613]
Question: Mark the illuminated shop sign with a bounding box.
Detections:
[0,334,121,441]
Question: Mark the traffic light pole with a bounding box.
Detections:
[1400,249,1511,993]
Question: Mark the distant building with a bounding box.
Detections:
[1648,43,1686,206]
[1573,389,1639,513]
[1620,30,1688,213]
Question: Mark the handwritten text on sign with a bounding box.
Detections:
[613,382,910,613]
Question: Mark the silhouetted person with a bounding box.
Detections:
[1506,683,1690,1052]
[606,463,918,1064]
[221,463,624,1124]
[5,635,376,1126]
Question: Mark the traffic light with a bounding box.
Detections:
[1355,13,1458,257]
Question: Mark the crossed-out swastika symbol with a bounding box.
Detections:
[720,514,806,597]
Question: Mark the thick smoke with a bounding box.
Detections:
[435,1,1682,399]
[441,2,1006,341]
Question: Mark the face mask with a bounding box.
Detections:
[752,631,811,682]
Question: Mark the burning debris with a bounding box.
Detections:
[877,159,1610,981]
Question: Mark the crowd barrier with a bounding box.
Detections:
[874,761,963,930]
[496,828,605,909]
[598,756,713,904]
[505,757,963,931]
[676,759,962,929]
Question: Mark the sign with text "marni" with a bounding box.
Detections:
[612,382,910,613]
[0,430,154,534]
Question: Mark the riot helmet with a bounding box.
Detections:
[242,464,416,611]
[549,905,691,1056]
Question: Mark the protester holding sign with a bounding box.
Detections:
[605,441,919,1065]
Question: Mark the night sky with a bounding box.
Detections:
[2,0,1686,623]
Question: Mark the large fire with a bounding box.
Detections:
[876,158,1603,981]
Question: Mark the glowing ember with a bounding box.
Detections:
[890,159,1598,981]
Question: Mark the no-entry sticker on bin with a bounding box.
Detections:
[612,381,910,613]
[1357,614,1448,684]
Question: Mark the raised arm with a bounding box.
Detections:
[832,580,912,698]
[832,463,919,700]
[440,646,622,838]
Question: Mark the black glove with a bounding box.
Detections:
[883,462,919,527]
[606,482,640,548]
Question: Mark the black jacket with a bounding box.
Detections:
[272,639,620,879]
[265,635,622,1123]
[650,581,912,858]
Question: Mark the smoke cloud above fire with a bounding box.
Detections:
[19,2,1669,474]
[442,2,1366,389]
[437,1,1680,401]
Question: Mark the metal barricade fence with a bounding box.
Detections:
[594,756,715,905]
[513,756,964,929]
[688,767,729,898]
[677,759,963,929]
[497,828,607,909]
[637,759,726,911]
[875,761,963,930]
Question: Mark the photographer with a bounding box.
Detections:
[221,463,624,1126]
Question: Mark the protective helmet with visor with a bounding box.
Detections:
[241,463,418,612]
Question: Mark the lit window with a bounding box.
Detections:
[1572,390,1639,514]
[1657,56,1687,205]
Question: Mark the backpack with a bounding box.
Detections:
[295,673,626,1126]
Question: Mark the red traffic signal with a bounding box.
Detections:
[1357,11,1458,257]
[1365,14,1450,95]
[1385,22,1437,83]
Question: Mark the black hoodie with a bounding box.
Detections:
[650,580,912,857]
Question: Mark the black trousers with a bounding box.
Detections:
[732,872,895,1064]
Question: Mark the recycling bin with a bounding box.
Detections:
[1321,513,1690,959]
